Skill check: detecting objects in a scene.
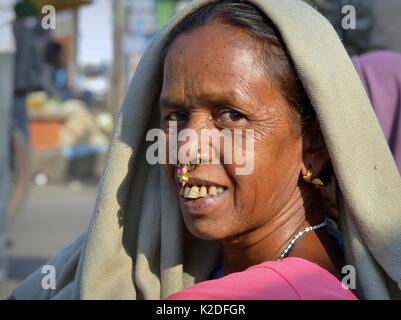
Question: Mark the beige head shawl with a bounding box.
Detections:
[13,0,401,300]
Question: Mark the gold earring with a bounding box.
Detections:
[302,166,324,189]
[177,152,201,187]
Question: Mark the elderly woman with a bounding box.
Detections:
[11,0,401,300]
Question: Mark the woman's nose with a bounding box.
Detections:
[177,112,219,165]
[176,117,203,164]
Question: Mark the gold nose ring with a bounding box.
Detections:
[177,152,201,187]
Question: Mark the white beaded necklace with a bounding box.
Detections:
[277,220,327,261]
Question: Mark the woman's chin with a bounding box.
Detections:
[183,218,229,241]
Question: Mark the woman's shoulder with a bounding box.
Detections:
[166,257,357,300]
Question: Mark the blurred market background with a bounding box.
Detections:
[0,0,400,299]
[0,0,192,298]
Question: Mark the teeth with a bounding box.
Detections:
[199,186,207,197]
[182,184,225,199]
[208,186,217,196]
[187,186,199,199]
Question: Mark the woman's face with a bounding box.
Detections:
[161,23,304,241]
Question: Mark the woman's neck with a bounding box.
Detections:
[220,184,342,277]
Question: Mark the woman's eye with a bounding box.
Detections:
[166,111,187,122]
[217,110,244,123]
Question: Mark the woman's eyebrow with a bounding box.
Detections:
[159,95,235,111]
[159,97,184,109]
[159,88,252,110]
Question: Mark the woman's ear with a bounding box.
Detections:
[300,120,330,177]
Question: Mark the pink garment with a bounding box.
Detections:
[166,257,357,300]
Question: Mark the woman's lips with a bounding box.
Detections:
[180,189,226,214]
[175,176,229,215]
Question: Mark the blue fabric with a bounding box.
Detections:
[210,265,225,280]
[326,218,344,251]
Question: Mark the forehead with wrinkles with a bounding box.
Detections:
[161,23,271,109]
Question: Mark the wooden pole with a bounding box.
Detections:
[67,8,78,92]
[109,0,126,117]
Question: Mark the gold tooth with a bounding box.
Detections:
[209,186,217,196]
[199,186,207,197]
[188,186,200,199]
